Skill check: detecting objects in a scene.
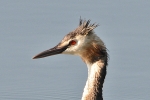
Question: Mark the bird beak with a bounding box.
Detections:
[33,44,69,59]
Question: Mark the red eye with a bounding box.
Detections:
[69,40,77,45]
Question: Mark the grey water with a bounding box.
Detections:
[0,1,150,100]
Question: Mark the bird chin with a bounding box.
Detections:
[62,51,76,55]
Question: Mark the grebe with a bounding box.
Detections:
[33,19,108,100]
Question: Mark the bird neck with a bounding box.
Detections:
[81,60,106,100]
[80,39,108,100]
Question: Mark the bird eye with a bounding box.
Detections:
[69,40,77,45]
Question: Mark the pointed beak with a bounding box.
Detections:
[33,44,69,59]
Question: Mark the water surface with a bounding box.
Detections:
[0,1,150,100]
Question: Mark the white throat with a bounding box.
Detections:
[81,60,105,100]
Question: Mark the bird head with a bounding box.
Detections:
[33,19,101,60]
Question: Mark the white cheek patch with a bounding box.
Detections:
[62,34,95,55]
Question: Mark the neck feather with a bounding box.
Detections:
[80,38,108,100]
[81,60,106,100]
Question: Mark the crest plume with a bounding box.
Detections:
[77,18,99,35]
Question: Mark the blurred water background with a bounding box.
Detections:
[0,1,150,100]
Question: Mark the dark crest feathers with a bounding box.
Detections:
[61,19,99,42]
[78,18,99,35]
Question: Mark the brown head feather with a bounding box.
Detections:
[61,19,99,43]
